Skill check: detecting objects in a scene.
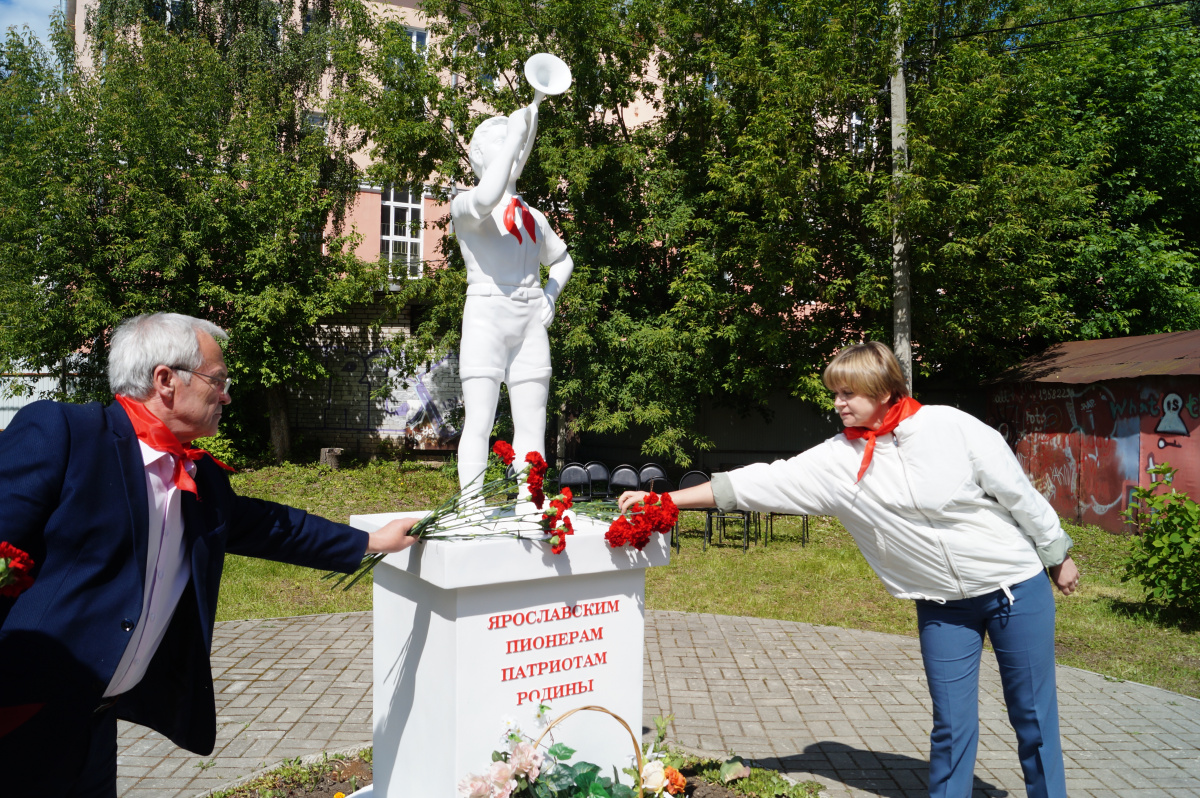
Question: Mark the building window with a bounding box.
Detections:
[381,186,423,280]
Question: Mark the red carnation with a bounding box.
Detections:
[525,451,548,509]
[605,515,633,548]
[561,515,574,536]
[629,513,653,550]
[659,493,679,528]
[550,533,567,554]
[492,440,515,466]
[0,542,35,598]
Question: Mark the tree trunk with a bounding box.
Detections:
[556,405,569,473]
[267,384,292,463]
[890,0,913,394]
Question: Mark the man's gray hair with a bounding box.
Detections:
[108,313,227,399]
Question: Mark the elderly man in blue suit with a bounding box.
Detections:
[0,313,420,796]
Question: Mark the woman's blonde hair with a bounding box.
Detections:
[822,341,909,401]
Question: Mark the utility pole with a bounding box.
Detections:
[890,0,913,393]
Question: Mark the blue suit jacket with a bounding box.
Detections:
[0,400,369,754]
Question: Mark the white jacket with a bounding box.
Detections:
[714,405,1071,602]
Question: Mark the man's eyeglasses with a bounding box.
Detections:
[171,367,233,394]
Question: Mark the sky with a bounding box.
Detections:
[0,0,61,45]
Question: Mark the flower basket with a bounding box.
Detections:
[462,704,656,798]
[532,705,645,796]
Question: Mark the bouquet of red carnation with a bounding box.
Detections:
[540,486,575,553]
[0,542,35,598]
[330,441,565,589]
[604,492,678,551]
[525,452,548,508]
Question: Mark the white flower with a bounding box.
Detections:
[500,716,523,744]
[641,760,668,794]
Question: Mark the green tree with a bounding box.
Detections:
[361,0,1200,466]
[0,2,389,461]
[886,0,1200,384]
[358,0,904,465]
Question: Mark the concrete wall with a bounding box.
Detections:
[288,301,463,458]
[576,384,990,482]
[574,392,844,481]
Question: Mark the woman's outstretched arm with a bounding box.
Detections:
[617,483,715,514]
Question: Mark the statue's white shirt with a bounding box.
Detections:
[451,190,568,288]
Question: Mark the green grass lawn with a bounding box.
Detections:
[221,461,1200,697]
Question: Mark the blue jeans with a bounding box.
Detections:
[917,574,1067,798]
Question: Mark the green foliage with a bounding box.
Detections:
[356,0,1200,464]
[9,0,1196,465]
[890,0,1200,384]
[0,2,393,457]
[688,757,819,798]
[192,432,243,468]
[547,743,577,761]
[1122,464,1200,613]
[206,748,373,798]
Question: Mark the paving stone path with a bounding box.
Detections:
[115,610,1200,798]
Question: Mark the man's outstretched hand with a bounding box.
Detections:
[366,516,422,554]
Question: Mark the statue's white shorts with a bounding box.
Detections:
[458,294,551,385]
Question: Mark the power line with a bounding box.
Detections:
[432,0,1196,91]
[1003,19,1190,53]
[937,0,1188,41]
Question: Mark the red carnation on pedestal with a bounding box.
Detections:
[629,512,653,551]
[603,492,678,552]
[0,542,35,598]
[492,440,516,466]
[525,451,548,509]
[605,515,633,548]
[540,486,576,556]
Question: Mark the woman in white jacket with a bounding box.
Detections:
[619,341,1079,798]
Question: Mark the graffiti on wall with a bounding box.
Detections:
[292,347,463,448]
[987,377,1200,533]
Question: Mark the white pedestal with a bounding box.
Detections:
[349,512,670,798]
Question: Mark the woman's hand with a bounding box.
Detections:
[617,491,648,513]
[1049,555,1079,596]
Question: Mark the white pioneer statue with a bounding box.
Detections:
[452,54,575,498]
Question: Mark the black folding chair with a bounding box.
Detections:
[609,464,639,496]
[504,464,518,500]
[584,461,611,498]
[707,505,758,552]
[638,463,671,493]
[557,462,592,501]
[673,469,711,552]
[765,512,809,546]
[699,470,758,552]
